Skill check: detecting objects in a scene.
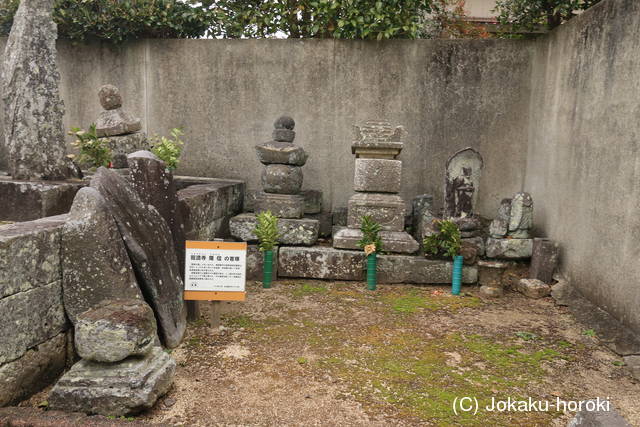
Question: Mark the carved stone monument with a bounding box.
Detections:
[229,116,320,246]
[333,120,419,254]
[487,191,534,259]
[444,147,483,219]
[95,85,149,168]
[1,0,69,180]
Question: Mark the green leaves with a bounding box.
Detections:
[150,128,184,171]
[254,211,280,252]
[422,219,461,259]
[69,123,112,168]
[493,0,601,33]
[357,215,383,253]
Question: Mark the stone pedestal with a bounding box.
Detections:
[254,192,305,219]
[332,120,418,254]
[230,213,319,245]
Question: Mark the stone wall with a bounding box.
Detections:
[0,38,533,218]
[525,0,640,333]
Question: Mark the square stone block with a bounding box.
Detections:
[377,255,477,284]
[254,192,304,219]
[354,159,402,193]
[302,189,323,214]
[486,237,533,259]
[278,246,365,281]
[347,192,405,231]
[229,213,319,245]
[0,178,84,222]
[332,227,419,254]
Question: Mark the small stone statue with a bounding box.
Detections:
[96,85,142,137]
[444,147,483,219]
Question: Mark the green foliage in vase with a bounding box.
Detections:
[69,124,112,168]
[357,215,383,253]
[254,211,280,252]
[423,219,461,259]
[150,128,184,171]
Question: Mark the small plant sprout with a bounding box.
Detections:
[69,124,112,168]
[423,219,461,259]
[150,127,184,170]
[254,211,280,252]
[357,215,383,254]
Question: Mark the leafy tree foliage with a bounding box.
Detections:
[0,0,214,42]
[494,0,601,32]
[419,0,490,39]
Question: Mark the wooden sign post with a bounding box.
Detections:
[184,241,247,331]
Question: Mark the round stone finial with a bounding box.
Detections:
[274,116,295,130]
[98,84,122,110]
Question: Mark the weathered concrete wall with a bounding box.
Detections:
[526,0,640,332]
[0,38,533,217]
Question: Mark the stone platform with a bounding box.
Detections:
[230,213,319,246]
[277,246,477,284]
[0,176,85,221]
[332,227,419,254]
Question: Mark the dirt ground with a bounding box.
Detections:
[127,278,639,427]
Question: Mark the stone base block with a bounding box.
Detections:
[347,192,405,231]
[302,189,322,214]
[255,192,304,219]
[49,347,175,416]
[477,260,509,288]
[247,245,278,280]
[332,227,419,254]
[278,246,365,280]
[486,238,533,259]
[230,213,319,245]
[0,177,84,221]
[278,246,477,284]
[101,132,149,169]
[353,158,401,193]
[516,278,551,299]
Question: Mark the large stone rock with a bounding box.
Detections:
[353,158,402,193]
[278,246,365,280]
[128,151,186,275]
[529,238,559,283]
[261,164,303,194]
[516,278,551,299]
[1,0,69,180]
[332,227,419,254]
[98,84,122,110]
[302,189,322,214]
[567,400,630,427]
[507,192,533,238]
[347,192,405,232]
[62,187,143,324]
[0,215,65,299]
[246,245,278,281]
[96,108,142,138]
[489,198,512,238]
[229,213,319,246]
[411,194,434,240]
[102,132,149,169]
[254,192,304,219]
[486,237,533,259]
[75,299,157,363]
[255,142,308,166]
[0,332,67,407]
[0,178,84,222]
[0,407,156,427]
[49,347,175,417]
[444,147,483,219]
[90,167,186,348]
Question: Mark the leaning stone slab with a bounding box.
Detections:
[516,278,551,299]
[1,0,69,180]
[278,246,365,281]
[332,227,419,254]
[230,213,319,246]
[75,299,156,363]
[254,192,304,219]
[91,167,186,348]
[247,245,278,281]
[529,238,559,284]
[0,281,67,364]
[0,214,66,299]
[347,192,405,232]
[49,347,175,417]
[0,178,84,222]
[486,237,533,259]
[255,141,308,166]
[353,158,402,193]
[489,198,511,238]
[0,332,66,407]
[102,132,149,168]
[377,255,477,284]
[62,187,142,324]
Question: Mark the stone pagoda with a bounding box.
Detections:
[333,120,419,254]
[229,116,320,246]
[96,84,149,169]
